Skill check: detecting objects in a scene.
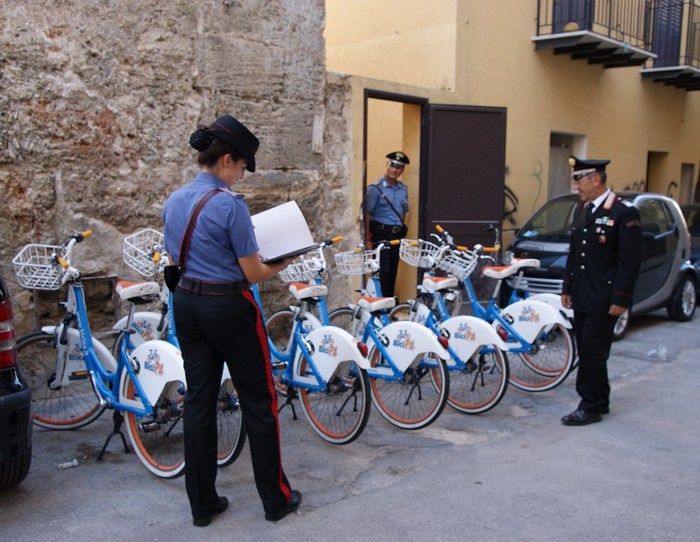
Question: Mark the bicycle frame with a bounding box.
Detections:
[252,284,368,390]
[54,282,180,417]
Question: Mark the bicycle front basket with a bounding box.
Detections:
[278,248,325,283]
[334,249,378,275]
[399,239,440,269]
[12,243,64,290]
[437,249,478,282]
[124,228,164,277]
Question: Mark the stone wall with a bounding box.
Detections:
[1,0,357,333]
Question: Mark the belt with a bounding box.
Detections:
[178,276,250,296]
[372,221,403,234]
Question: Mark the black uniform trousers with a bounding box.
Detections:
[173,288,292,519]
[371,226,402,298]
[573,311,615,414]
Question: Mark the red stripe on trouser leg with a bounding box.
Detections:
[243,289,292,503]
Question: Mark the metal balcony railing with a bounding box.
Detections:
[536,0,653,50]
[648,0,700,68]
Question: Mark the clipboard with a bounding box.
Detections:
[251,201,316,263]
[261,243,320,264]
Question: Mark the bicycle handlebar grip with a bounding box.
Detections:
[435,224,444,233]
[331,235,343,244]
[456,245,469,251]
[57,256,69,270]
[482,246,500,253]
[82,230,93,238]
[389,239,401,246]
[153,252,161,264]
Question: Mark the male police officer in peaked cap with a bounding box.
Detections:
[365,151,410,298]
[560,156,641,425]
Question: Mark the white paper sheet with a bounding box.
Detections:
[251,201,316,263]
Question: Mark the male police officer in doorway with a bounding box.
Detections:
[560,156,641,426]
[365,151,410,298]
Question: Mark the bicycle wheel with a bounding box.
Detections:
[328,306,361,338]
[123,373,186,478]
[369,348,449,430]
[297,358,371,445]
[17,332,106,430]
[388,303,411,322]
[216,377,247,467]
[508,323,575,393]
[446,347,509,414]
[265,309,296,395]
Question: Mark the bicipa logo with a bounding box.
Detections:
[133,319,154,341]
[393,329,416,351]
[455,322,476,342]
[519,305,540,324]
[68,343,84,362]
[319,334,338,357]
[144,349,164,376]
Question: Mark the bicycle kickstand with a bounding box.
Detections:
[97,410,131,461]
[278,388,298,420]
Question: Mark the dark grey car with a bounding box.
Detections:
[505,192,697,340]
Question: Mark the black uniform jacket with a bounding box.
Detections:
[562,192,642,315]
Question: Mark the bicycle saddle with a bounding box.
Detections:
[421,275,459,292]
[357,296,396,312]
[288,282,328,300]
[116,280,161,302]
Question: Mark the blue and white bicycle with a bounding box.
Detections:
[14,230,243,478]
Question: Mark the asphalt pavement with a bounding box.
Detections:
[2,310,699,542]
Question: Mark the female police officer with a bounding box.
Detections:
[163,114,301,526]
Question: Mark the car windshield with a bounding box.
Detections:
[517,198,578,241]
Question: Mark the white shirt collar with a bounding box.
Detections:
[590,189,611,213]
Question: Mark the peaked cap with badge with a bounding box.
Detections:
[386,151,410,168]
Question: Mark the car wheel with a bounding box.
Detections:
[612,308,630,342]
[667,275,697,322]
[0,444,32,490]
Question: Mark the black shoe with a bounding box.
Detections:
[601,406,610,414]
[561,409,602,426]
[193,496,229,527]
[265,490,302,522]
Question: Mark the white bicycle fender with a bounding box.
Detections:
[112,312,165,347]
[125,340,185,407]
[377,320,449,372]
[527,293,574,321]
[498,299,572,345]
[293,326,370,384]
[440,315,508,361]
[42,325,118,382]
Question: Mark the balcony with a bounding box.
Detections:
[533,0,657,68]
[641,1,700,91]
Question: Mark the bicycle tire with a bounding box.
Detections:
[17,331,106,430]
[265,309,296,395]
[508,323,575,393]
[446,348,509,414]
[328,306,361,338]
[216,377,247,467]
[390,304,507,414]
[387,303,411,323]
[122,373,186,478]
[297,358,371,445]
[369,348,449,430]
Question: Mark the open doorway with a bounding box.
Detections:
[364,91,424,300]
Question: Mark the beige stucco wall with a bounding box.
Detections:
[326,0,700,253]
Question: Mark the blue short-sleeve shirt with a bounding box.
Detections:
[366,178,409,226]
[163,172,259,282]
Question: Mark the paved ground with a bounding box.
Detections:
[2,311,699,542]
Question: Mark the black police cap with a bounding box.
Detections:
[386,151,410,166]
[569,155,610,174]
